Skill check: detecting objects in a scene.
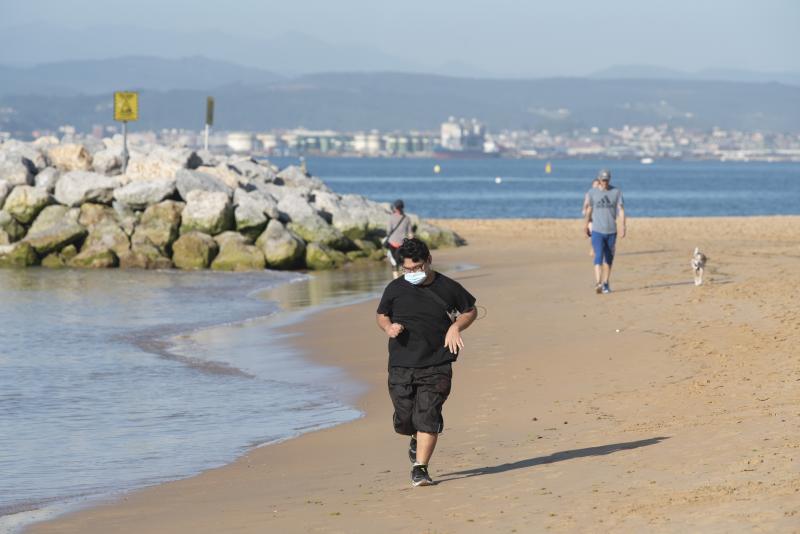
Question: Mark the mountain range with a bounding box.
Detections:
[1,56,798,135]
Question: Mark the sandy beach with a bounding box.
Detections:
[28,217,800,533]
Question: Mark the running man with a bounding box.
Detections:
[376,238,477,486]
[583,169,626,293]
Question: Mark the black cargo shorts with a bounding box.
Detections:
[387,362,452,435]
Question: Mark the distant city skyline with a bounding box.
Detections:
[1,0,798,77]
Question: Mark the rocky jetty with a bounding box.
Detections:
[0,137,462,270]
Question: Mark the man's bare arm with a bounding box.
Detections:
[583,206,593,237]
[377,313,404,338]
[444,307,478,354]
[618,206,626,238]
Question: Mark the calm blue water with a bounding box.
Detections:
[272,158,800,219]
[0,266,396,532]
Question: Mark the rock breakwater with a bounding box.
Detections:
[0,137,461,270]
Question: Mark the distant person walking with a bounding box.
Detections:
[583,169,626,293]
[385,199,414,279]
[376,238,477,486]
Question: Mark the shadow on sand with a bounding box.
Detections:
[612,279,733,293]
[438,436,669,482]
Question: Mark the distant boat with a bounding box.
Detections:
[640,157,654,165]
[545,162,552,174]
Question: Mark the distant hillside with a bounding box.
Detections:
[1,72,798,135]
[0,56,283,96]
[591,65,800,86]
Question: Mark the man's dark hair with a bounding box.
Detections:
[397,238,430,263]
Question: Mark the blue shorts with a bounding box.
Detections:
[591,231,617,266]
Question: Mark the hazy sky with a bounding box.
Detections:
[2,0,798,75]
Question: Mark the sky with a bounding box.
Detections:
[1,0,798,76]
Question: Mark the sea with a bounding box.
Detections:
[1,158,798,532]
[271,157,800,219]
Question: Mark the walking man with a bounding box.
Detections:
[584,169,626,293]
[376,238,477,486]
[386,199,414,279]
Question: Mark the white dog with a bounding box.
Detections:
[691,247,707,286]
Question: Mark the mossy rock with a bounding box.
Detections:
[370,248,389,261]
[60,244,78,261]
[353,238,379,253]
[305,242,347,270]
[0,242,39,267]
[254,220,306,270]
[41,252,67,268]
[119,240,173,269]
[68,247,118,268]
[172,231,219,270]
[346,250,368,261]
[210,233,266,271]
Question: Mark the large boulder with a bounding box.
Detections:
[233,189,278,240]
[210,232,265,271]
[1,140,49,171]
[118,241,172,269]
[0,152,36,186]
[23,206,87,255]
[112,201,139,236]
[278,192,349,249]
[92,148,123,175]
[229,157,277,182]
[47,143,93,172]
[55,171,121,206]
[42,244,77,268]
[305,242,347,270]
[0,242,39,267]
[174,168,232,200]
[34,168,60,193]
[68,246,118,268]
[276,165,329,192]
[180,190,233,236]
[195,164,244,190]
[312,191,389,240]
[82,223,130,258]
[124,146,202,182]
[414,222,463,249]
[172,231,219,270]
[131,200,183,255]
[113,179,176,210]
[0,210,27,244]
[4,186,51,224]
[255,220,306,269]
[78,203,119,228]
[28,205,75,234]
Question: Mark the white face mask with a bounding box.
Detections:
[404,271,427,285]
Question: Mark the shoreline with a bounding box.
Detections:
[24,216,800,533]
[3,260,472,533]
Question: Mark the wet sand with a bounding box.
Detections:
[28,217,800,533]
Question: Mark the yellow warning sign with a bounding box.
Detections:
[114,91,139,122]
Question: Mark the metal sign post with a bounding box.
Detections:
[205,96,215,151]
[114,91,139,173]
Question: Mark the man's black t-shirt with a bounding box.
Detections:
[377,272,476,368]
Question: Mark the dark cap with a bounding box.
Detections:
[597,169,611,181]
[393,199,404,209]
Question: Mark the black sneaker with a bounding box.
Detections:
[411,464,434,487]
[408,436,417,463]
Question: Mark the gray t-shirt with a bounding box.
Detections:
[586,186,624,234]
[387,212,412,246]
